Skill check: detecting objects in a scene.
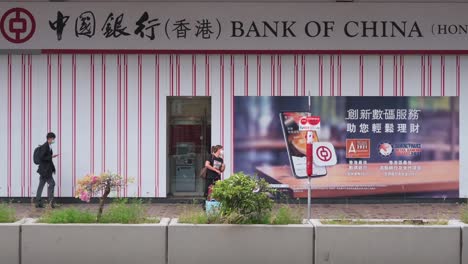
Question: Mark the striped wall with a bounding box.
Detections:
[0,54,466,198]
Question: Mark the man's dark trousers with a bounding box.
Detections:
[36,174,55,205]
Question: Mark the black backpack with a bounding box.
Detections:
[33,145,42,165]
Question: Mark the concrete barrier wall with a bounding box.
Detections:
[2,218,467,264]
[313,220,461,264]
[0,220,22,264]
[21,218,169,264]
[168,219,314,264]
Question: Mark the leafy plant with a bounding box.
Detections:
[0,203,16,223]
[211,172,275,224]
[39,208,95,224]
[75,172,133,221]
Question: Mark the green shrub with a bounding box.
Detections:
[39,208,95,224]
[0,203,16,223]
[271,206,302,225]
[211,172,275,224]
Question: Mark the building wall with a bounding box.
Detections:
[0,54,465,197]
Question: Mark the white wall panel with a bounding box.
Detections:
[0,54,465,197]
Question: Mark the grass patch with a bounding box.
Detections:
[100,199,158,224]
[39,200,159,224]
[0,203,16,223]
[271,206,302,225]
[39,208,95,224]
[321,219,448,225]
[461,204,468,224]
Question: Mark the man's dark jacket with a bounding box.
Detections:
[37,142,55,177]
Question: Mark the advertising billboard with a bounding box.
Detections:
[234,96,459,198]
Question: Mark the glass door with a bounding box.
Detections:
[167,97,211,197]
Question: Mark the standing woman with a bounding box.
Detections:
[204,145,225,198]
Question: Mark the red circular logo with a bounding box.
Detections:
[300,118,308,125]
[316,146,332,162]
[0,8,36,44]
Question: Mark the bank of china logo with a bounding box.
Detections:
[378,142,393,157]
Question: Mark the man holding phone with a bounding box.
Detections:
[35,132,59,208]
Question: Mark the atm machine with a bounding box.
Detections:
[174,142,197,192]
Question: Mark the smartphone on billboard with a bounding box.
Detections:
[279,112,327,178]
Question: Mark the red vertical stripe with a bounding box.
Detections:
[319,55,323,96]
[271,55,275,96]
[278,55,282,96]
[7,55,11,197]
[421,56,426,96]
[28,55,33,196]
[155,55,160,197]
[393,56,398,96]
[330,55,335,96]
[294,55,298,96]
[57,55,62,197]
[456,56,460,97]
[193,55,197,96]
[72,55,77,195]
[47,55,52,132]
[102,55,107,173]
[220,56,225,146]
[230,55,235,177]
[137,55,142,197]
[117,55,121,197]
[177,55,181,96]
[428,55,433,96]
[400,56,404,96]
[359,55,364,96]
[124,55,129,197]
[257,55,261,96]
[90,55,95,173]
[441,56,445,96]
[244,55,248,96]
[379,55,384,96]
[205,55,210,96]
[21,55,25,197]
[301,55,306,96]
[170,55,173,96]
[338,55,342,96]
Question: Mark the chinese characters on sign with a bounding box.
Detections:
[47,10,221,41]
[345,109,421,134]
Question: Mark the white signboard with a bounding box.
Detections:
[1,3,468,51]
[313,142,337,167]
[299,116,321,131]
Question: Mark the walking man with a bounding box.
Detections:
[35,132,59,208]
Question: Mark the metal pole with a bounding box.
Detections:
[307,176,311,220]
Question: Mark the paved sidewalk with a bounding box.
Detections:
[11,202,466,220]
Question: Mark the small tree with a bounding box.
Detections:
[75,172,132,222]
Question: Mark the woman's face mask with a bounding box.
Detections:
[219,150,224,157]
